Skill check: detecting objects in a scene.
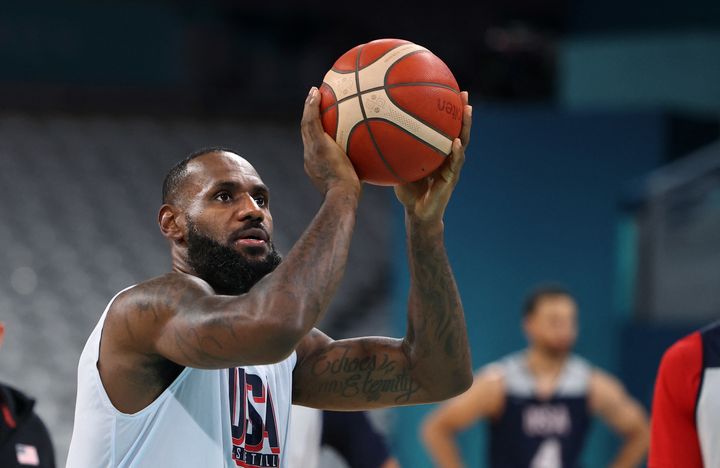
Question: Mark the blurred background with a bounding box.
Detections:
[0,1,718,466]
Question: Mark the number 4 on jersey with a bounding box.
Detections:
[531,438,562,468]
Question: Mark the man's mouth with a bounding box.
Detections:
[231,227,269,248]
[235,238,266,247]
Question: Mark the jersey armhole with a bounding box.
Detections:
[92,285,194,418]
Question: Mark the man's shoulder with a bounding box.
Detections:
[651,331,703,399]
[0,381,35,416]
[117,272,212,300]
[662,331,702,373]
[0,382,52,443]
[5,397,56,466]
[108,272,213,318]
[16,410,53,442]
[101,273,212,357]
[699,321,720,367]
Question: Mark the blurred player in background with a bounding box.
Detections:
[287,405,400,468]
[66,88,473,467]
[422,285,649,468]
[0,322,55,468]
[649,320,720,467]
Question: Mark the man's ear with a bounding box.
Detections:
[0,321,5,350]
[159,204,185,243]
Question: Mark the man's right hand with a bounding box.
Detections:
[301,87,361,197]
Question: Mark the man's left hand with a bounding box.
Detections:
[394,91,472,224]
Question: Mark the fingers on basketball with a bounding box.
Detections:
[460,96,472,147]
[301,87,325,143]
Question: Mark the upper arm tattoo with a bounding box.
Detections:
[120,274,236,367]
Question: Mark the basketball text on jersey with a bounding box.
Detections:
[229,367,281,468]
[523,404,571,436]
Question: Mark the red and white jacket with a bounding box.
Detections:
[650,321,720,467]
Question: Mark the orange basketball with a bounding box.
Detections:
[319,38,462,186]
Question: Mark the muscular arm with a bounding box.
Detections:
[422,368,505,468]
[104,87,361,370]
[402,213,472,394]
[293,92,474,409]
[292,330,423,408]
[589,370,650,468]
[115,190,357,368]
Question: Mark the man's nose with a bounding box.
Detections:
[236,193,264,222]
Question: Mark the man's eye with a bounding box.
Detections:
[215,192,232,202]
[254,195,266,206]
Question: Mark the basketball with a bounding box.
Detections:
[319,39,463,186]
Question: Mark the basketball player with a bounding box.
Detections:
[0,322,56,468]
[66,87,473,467]
[422,285,649,468]
[649,320,720,467]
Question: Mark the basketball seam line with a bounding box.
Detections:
[381,89,458,143]
[388,82,459,92]
[331,41,413,74]
[354,44,406,184]
[380,50,459,145]
[382,49,428,86]
[362,89,455,151]
[320,82,460,115]
[364,117,449,157]
[374,49,454,146]
[320,84,339,139]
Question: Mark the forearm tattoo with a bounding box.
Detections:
[304,343,421,404]
[406,220,470,379]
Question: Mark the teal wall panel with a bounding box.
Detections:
[561,33,720,114]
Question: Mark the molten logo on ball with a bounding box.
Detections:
[438,100,461,120]
[319,39,462,186]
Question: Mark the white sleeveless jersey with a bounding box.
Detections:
[285,405,323,468]
[67,288,297,468]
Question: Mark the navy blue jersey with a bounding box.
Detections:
[321,411,391,468]
[488,352,592,468]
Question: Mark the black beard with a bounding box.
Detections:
[186,222,282,295]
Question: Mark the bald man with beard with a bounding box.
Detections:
[67,87,474,468]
